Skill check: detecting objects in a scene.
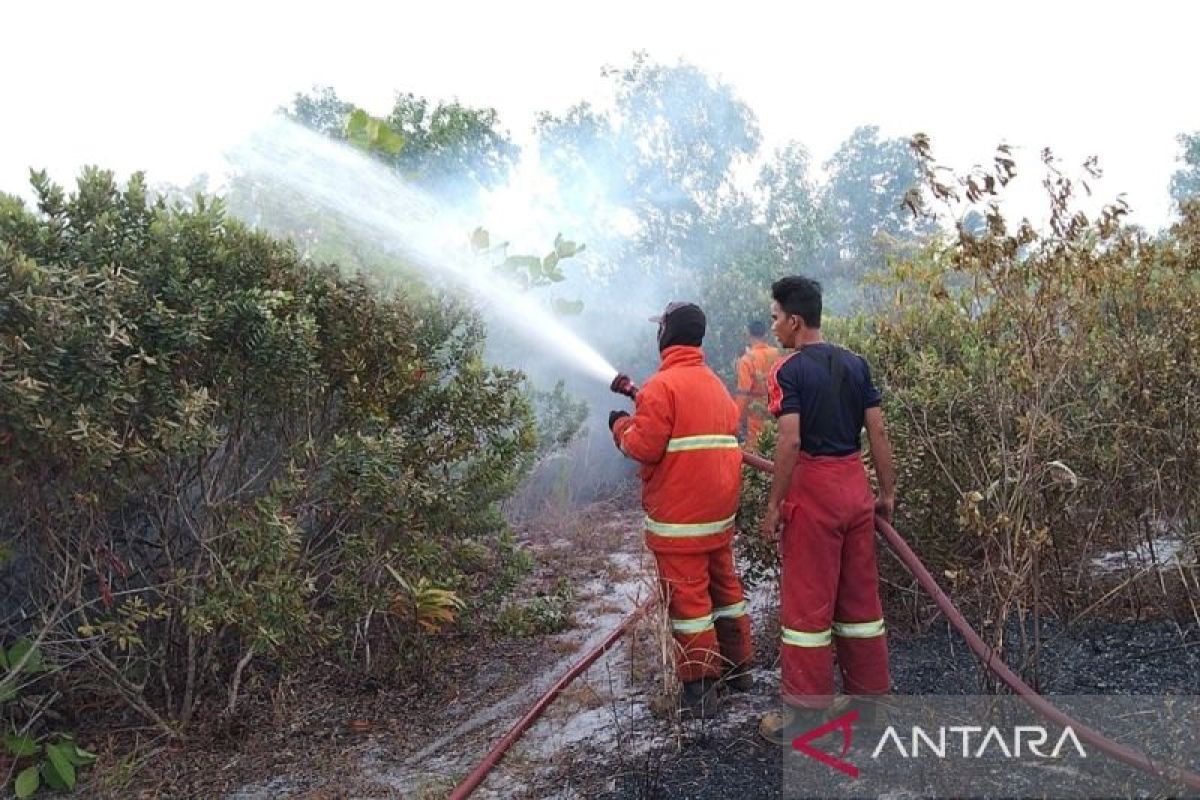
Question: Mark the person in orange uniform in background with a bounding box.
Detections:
[756,276,896,744]
[609,301,754,716]
[734,320,781,451]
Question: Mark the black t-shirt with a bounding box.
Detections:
[766,343,882,456]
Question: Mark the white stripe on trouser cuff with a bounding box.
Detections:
[832,619,886,638]
[644,513,737,537]
[671,615,715,634]
[781,627,832,648]
[712,600,748,619]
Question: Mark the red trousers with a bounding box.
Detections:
[780,453,890,708]
[655,542,753,683]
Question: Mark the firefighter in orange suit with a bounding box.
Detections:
[609,301,754,715]
[734,320,781,450]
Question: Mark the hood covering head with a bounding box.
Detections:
[650,301,706,352]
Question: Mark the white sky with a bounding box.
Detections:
[2,0,1197,228]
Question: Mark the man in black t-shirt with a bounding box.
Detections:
[756,275,897,745]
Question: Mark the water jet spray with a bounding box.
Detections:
[228,118,622,386]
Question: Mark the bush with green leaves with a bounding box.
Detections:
[2,638,96,798]
[7,734,95,799]
[493,578,575,637]
[734,423,779,588]
[0,168,540,733]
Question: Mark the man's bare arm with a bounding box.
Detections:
[762,413,800,540]
[864,406,896,521]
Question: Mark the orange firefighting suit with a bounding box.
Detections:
[612,345,754,682]
[734,341,781,449]
[767,345,890,709]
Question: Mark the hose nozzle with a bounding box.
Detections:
[610,372,638,399]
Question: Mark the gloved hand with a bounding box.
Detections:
[608,410,630,431]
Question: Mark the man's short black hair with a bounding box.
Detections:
[747,320,767,338]
[771,275,822,328]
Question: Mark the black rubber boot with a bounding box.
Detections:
[845,694,893,751]
[721,663,754,692]
[679,678,721,719]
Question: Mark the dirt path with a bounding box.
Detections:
[223,504,656,800]
[138,501,1199,800]
[374,522,654,798]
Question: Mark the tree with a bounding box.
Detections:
[758,142,829,273]
[1170,132,1200,211]
[228,88,525,276]
[286,85,355,139]
[821,126,935,282]
[384,92,519,197]
[537,53,762,276]
[536,101,625,225]
[535,54,767,378]
[286,87,519,201]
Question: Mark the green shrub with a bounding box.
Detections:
[2,639,96,798]
[493,578,575,637]
[735,423,779,588]
[0,168,539,730]
[6,735,95,798]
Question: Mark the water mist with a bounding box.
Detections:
[227,117,619,385]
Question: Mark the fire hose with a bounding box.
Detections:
[448,598,656,800]
[447,376,1199,796]
[744,449,1200,790]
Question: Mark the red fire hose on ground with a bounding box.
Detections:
[447,598,656,800]
[449,445,1200,797]
[751,451,1199,790]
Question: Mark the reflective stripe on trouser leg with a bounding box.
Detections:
[832,619,885,638]
[709,544,753,670]
[671,614,714,634]
[834,498,890,695]
[655,550,723,682]
[834,618,889,693]
[712,601,747,619]
[781,627,832,647]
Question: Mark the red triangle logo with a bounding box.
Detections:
[792,709,860,778]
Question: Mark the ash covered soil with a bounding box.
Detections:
[523,614,1200,800]
[209,506,1199,800]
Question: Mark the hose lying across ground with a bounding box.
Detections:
[449,450,1200,797]
[741,450,1200,790]
[447,598,656,800]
